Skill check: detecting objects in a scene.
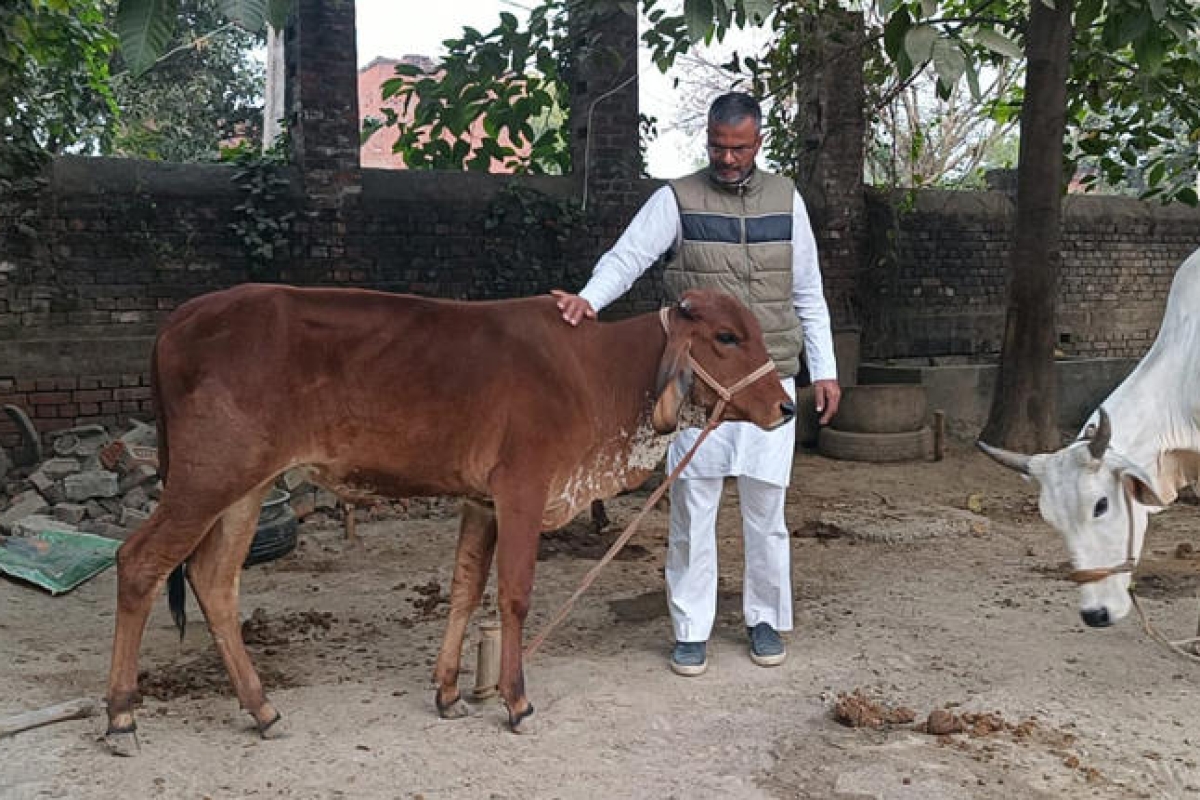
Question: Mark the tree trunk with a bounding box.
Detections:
[980,0,1074,452]
[262,24,285,152]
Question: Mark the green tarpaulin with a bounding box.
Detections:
[0,530,121,595]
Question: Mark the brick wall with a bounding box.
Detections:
[861,189,1200,360]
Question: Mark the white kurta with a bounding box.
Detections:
[578,184,836,488]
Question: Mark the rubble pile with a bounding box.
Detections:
[0,422,162,541]
[0,421,328,542]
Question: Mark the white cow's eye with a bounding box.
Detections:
[1093,497,1109,518]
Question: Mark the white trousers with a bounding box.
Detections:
[665,475,793,643]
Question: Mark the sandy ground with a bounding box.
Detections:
[3,441,1200,800]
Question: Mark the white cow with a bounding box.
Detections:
[980,246,1200,627]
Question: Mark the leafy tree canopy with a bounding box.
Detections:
[107,0,266,162]
[1,0,116,183]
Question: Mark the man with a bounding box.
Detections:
[553,92,840,676]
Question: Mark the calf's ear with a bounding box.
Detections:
[653,336,693,433]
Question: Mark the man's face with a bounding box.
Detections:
[706,117,762,186]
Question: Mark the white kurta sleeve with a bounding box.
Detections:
[578,186,679,313]
[791,191,837,382]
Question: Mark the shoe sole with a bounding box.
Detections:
[670,660,708,677]
[749,651,786,667]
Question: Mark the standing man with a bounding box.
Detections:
[553,92,841,676]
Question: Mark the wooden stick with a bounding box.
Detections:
[0,697,97,738]
[932,410,946,461]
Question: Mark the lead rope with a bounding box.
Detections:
[523,407,724,658]
[1107,496,1200,662]
[524,307,774,658]
[1128,589,1200,662]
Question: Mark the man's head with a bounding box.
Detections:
[706,92,763,186]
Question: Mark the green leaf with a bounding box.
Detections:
[218,0,267,32]
[1132,33,1166,73]
[932,39,966,90]
[739,0,773,25]
[920,0,937,19]
[116,0,180,76]
[963,57,982,100]
[684,0,714,42]
[973,28,1024,60]
[904,24,937,65]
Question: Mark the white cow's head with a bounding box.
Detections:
[978,409,1165,627]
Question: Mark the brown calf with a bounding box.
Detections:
[104,284,793,754]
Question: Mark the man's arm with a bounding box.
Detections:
[554,186,679,325]
[790,190,841,424]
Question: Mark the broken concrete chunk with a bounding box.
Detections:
[119,506,150,529]
[40,457,82,480]
[52,503,89,526]
[118,464,158,493]
[63,470,120,502]
[0,490,50,531]
[120,486,150,511]
[118,419,158,448]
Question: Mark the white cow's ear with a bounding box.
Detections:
[1120,468,1169,508]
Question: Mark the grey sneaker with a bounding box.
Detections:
[748,623,786,667]
[670,641,708,676]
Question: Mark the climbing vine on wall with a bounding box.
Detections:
[224,136,295,279]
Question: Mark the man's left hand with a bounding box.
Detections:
[813,379,841,426]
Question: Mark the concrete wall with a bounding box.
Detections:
[859,358,1140,439]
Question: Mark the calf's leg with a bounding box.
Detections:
[434,499,499,719]
[105,504,220,755]
[185,489,282,736]
[492,484,545,734]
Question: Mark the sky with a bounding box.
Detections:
[353,0,765,178]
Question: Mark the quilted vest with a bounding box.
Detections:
[665,168,802,378]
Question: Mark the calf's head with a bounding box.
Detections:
[979,409,1164,627]
[652,289,794,434]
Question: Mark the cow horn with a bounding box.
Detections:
[976,440,1032,475]
[1087,407,1111,460]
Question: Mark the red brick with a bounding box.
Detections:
[73,389,110,403]
[30,391,72,405]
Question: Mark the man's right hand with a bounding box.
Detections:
[551,290,596,326]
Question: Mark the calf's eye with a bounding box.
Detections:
[1093,497,1109,518]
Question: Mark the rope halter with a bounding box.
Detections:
[658,306,776,425]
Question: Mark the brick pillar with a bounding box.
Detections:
[286,0,362,206]
[791,10,866,329]
[568,3,640,208]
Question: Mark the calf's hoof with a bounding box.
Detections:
[104,725,140,757]
[509,703,536,735]
[254,705,285,739]
[436,691,470,720]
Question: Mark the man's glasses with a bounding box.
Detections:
[706,144,757,156]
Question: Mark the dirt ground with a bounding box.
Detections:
[3,440,1200,800]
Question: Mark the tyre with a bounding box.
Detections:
[244,489,299,567]
[829,384,927,434]
[817,426,933,463]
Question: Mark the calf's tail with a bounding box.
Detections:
[168,564,187,641]
[152,338,189,642]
